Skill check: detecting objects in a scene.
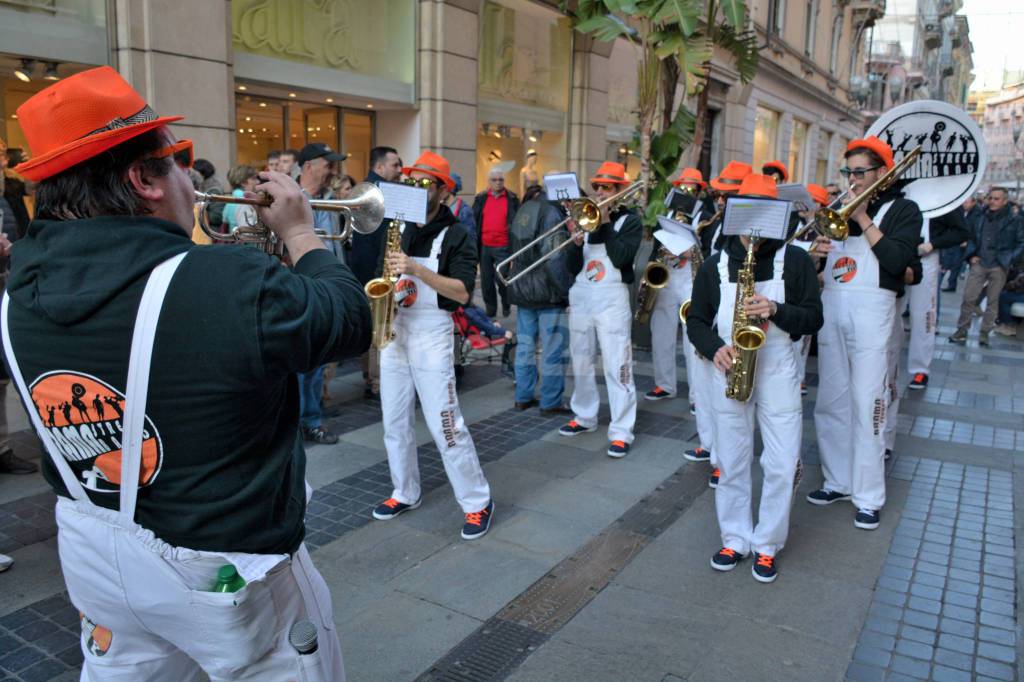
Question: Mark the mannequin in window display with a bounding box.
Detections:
[520,149,539,195]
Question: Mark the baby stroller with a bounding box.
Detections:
[451,307,515,386]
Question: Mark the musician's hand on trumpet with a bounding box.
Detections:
[713,344,737,373]
[250,171,321,261]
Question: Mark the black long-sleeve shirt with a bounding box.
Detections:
[927,207,970,251]
[566,206,644,284]
[687,237,823,360]
[400,204,477,311]
[845,187,922,296]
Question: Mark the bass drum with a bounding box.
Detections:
[867,100,987,219]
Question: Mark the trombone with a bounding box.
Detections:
[195,182,386,255]
[496,180,646,286]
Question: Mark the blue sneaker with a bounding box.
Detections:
[607,440,630,458]
[462,500,494,540]
[806,488,850,506]
[559,420,597,437]
[372,497,421,520]
[854,508,880,530]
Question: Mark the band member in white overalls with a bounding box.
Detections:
[883,261,923,459]
[808,137,921,531]
[687,174,823,582]
[559,162,643,457]
[790,183,830,395]
[687,161,752,483]
[372,151,494,540]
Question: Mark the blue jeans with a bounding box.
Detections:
[998,291,1024,324]
[298,366,325,429]
[514,307,568,408]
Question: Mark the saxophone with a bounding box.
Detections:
[364,218,402,349]
[678,208,717,324]
[634,250,671,324]
[724,239,767,402]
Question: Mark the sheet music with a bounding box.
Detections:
[654,216,698,256]
[722,197,791,241]
[544,172,581,201]
[776,184,815,212]
[380,182,428,224]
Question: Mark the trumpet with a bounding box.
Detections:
[496,181,646,286]
[195,182,386,255]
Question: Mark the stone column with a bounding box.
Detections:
[568,36,612,180]
[111,0,235,185]
[418,0,479,195]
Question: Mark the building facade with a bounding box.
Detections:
[978,78,1024,193]
[2,0,880,196]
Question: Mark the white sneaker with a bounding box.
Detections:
[0,554,12,572]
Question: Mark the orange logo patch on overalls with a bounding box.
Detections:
[80,613,112,657]
[831,256,858,283]
[670,255,688,270]
[395,278,418,308]
[585,260,606,282]
[29,371,163,493]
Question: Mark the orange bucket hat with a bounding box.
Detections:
[737,174,778,199]
[762,160,788,182]
[846,136,894,170]
[807,183,829,207]
[710,161,752,193]
[672,167,706,189]
[402,150,456,191]
[589,161,630,186]
[14,66,183,182]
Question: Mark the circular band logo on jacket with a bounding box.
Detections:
[29,371,163,493]
[831,256,858,283]
[395,278,418,308]
[585,260,606,282]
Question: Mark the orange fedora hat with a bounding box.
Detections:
[709,161,752,193]
[762,160,789,182]
[590,161,630,186]
[402,150,455,191]
[807,183,829,207]
[672,167,706,189]
[737,174,778,199]
[846,136,894,170]
[14,66,183,182]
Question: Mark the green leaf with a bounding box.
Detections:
[653,34,684,59]
[676,35,713,92]
[574,13,632,42]
[719,0,746,28]
[713,24,759,83]
[652,0,701,34]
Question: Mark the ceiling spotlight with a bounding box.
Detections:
[14,59,35,82]
[528,133,538,142]
[325,97,334,103]
[43,62,60,81]
[288,92,297,98]
[366,103,374,109]
[237,85,247,91]
[258,102,267,108]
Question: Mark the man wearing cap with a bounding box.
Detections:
[808,136,921,532]
[4,66,368,679]
[473,168,520,317]
[371,151,494,540]
[558,162,642,458]
[762,161,789,184]
[687,174,823,583]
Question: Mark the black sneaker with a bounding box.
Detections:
[948,328,967,344]
[684,447,711,463]
[0,449,38,475]
[689,403,697,416]
[806,488,851,505]
[644,387,673,401]
[709,468,720,489]
[855,508,880,530]
[539,404,573,417]
[909,373,928,390]
[559,420,597,437]
[303,426,339,445]
[800,383,808,396]
[462,500,494,540]
[979,331,990,346]
[885,448,892,461]
[607,440,630,458]
[514,399,538,410]
[751,552,778,583]
[372,497,421,520]
[710,547,745,571]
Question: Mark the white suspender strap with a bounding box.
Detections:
[2,294,88,501]
[772,245,786,282]
[429,227,448,260]
[118,252,187,524]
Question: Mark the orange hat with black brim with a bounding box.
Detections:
[672,167,706,189]
[762,160,789,181]
[402,150,456,192]
[846,136,894,170]
[589,161,630,186]
[14,66,184,182]
[807,183,829,207]
[710,161,752,192]
[737,174,778,199]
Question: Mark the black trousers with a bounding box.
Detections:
[480,245,511,314]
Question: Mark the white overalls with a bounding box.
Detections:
[711,247,802,556]
[380,227,491,513]
[2,255,344,682]
[904,218,939,376]
[688,208,717,456]
[568,219,637,443]
[650,251,696,403]
[792,335,812,387]
[815,202,897,511]
[883,301,904,453]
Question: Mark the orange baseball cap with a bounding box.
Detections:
[14,66,183,182]
[807,183,829,207]
[589,161,630,186]
[846,136,894,170]
[402,150,456,191]
[737,174,778,199]
[710,161,752,192]
[762,161,789,182]
[672,167,706,189]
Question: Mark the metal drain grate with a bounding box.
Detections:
[415,619,548,681]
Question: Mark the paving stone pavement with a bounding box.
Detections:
[0,289,1020,682]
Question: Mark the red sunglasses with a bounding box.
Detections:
[150,139,194,169]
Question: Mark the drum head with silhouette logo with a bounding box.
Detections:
[867,100,987,219]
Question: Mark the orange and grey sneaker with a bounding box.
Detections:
[709,468,720,489]
[710,547,745,571]
[461,500,494,540]
[644,386,673,401]
[559,420,597,437]
[684,447,711,462]
[909,373,929,390]
[800,382,808,395]
[372,497,421,521]
[607,440,630,458]
[752,552,778,583]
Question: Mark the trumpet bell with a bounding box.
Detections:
[734,326,766,352]
[321,182,386,236]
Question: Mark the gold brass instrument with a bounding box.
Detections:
[725,238,767,402]
[195,182,386,255]
[364,218,402,349]
[678,209,717,324]
[634,255,671,324]
[694,208,723,236]
[496,180,646,286]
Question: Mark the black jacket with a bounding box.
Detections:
[349,170,391,285]
[2,175,30,238]
[927,207,970,251]
[3,217,371,555]
[400,204,478,311]
[566,206,644,284]
[965,205,1024,271]
[507,199,572,308]
[687,237,823,361]
[843,187,922,297]
[473,189,520,251]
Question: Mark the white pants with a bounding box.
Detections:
[569,285,637,442]
[792,336,812,386]
[711,343,802,556]
[686,350,715,454]
[56,499,343,682]
[906,252,940,375]
[815,288,895,510]
[884,308,904,452]
[381,314,491,513]
[650,284,694,402]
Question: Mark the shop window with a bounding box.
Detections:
[342,112,372,182]
[788,120,809,184]
[816,130,833,184]
[753,106,780,171]
[804,0,818,57]
[475,123,564,196]
[235,96,286,170]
